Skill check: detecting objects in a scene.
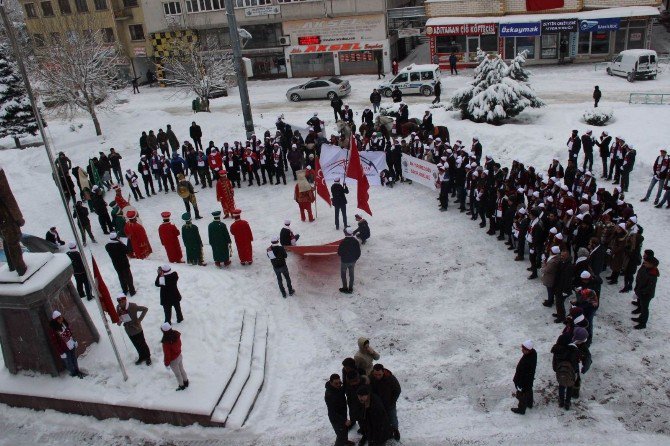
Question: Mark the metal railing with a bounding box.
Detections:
[628,93,670,104]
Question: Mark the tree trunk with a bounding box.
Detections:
[13,136,22,149]
[82,90,103,136]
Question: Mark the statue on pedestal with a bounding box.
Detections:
[0,167,27,276]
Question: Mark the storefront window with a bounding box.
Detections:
[517,36,535,59]
[480,34,497,52]
[250,55,286,77]
[578,32,590,54]
[615,29,626,53]
[504,37,514,59]
[591,32,610,54]
[339,50,380,76]
[435,36,465,54]
[290,52,335,77]
[627,27,645,50]
[243,24,281,50]
[541,34,557,59]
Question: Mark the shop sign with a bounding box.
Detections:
[579,18,620,32]
[134,47,147,57]
[298,35,321,45]
[244,5,280,17]
[290,42,383,54]
[541,19,578,33]
[499,22,541,37]
[630,32,642,41]
[283,15,386,43]
[425,23,496,36]
[397,28,421,39]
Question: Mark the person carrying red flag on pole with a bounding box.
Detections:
[294,170,316,222]
[215,169,236,218]
[124,210,152,259]
[158,211,183,263]
[230,209,254,265]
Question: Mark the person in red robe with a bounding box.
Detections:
[229,209,253,265]
[158,211,183,263]
[215,169,236,218]
[294,170,316,222]
[124,210,152,259]
[113,185,130,211]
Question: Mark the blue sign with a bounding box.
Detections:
[500,22,542,37]
[579,18,620,32]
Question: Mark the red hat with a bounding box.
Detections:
[233,209,242,215]
[161,211,171,219]
[126,210,137,219]
[220,169,227,175]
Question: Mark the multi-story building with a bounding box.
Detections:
[424,0,661,67]
[18,0,150,81]
[142,0,414,79]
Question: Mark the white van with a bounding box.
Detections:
[607,49,658,82]
[379,64,441,97]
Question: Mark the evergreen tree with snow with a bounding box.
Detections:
[505,50,532,82]
[451,52,544,125]
[0,43,39,148]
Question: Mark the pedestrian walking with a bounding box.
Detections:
[432,80,441,104]
[449,53,458,75]
[370,89,382,113]
[190,121,203,151]
[161,322,189,391]
[593,86,601,107]
[511,339,537,414]
[267,237,294,298]
[338,228,360,294]
[72,201,96,245]
[115,293,151,366]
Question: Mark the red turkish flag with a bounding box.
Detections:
[526,0,564,11]
[345,136,372,216]
[314,157,332,207]
[92,257,119,324]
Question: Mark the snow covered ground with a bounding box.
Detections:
[0,41,669,445]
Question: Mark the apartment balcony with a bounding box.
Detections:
[114,8,133,21]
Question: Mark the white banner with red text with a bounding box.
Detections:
[401,154,439,190]
[319,144,387,186]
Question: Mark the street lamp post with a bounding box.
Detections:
[225,0,255,139]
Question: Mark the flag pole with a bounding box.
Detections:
[0,4,128,381]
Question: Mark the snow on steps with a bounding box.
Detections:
[210,311,268,427]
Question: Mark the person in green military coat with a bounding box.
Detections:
[110,201,126,237]
[181,212,206,266]
[208,211,232,268]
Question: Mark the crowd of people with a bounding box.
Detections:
[43,96,663,439]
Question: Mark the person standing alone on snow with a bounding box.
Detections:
[511,340,537,414]
[161,322,189,391]
[338,228,360,294]
[267,237,294,298]
[432,80,441,104]
[593,86,601,107]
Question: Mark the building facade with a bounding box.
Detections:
[18,0,151,81]
[141,0,411,79]
[424,0,660,67]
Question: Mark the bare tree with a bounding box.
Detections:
[29,15,124,136]
[159,37,235,112]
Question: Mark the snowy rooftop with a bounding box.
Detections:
[426,6,660,26]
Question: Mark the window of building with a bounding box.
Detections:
[435,36,465,54]
[614,29,626,53]
[123,0,138,6]
[129,24,144,41]
[24,3,38,18]
[41,1,55,16]
[479,34,497,52]
[163,1,182,15]
[74,0,88,13]
[32,34,46,47]
[101,27,115,43]
[93,0,107,10]
[241,24,281,50]
[186,0,225,12]
[235,0,270,6]
[58,0,71,13]
[504,36,535,59]
[578,32,590,55]
[590,32,610,54]
[540,34,558,59]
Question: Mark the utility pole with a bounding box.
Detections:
[0,0,128,381]
[225,0,255,139]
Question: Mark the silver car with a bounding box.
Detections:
[286,77,351,102]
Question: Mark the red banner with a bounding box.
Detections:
[526,0,564,12]
[346,136,372,216]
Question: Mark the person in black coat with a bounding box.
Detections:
[267,237,294,298]
[331,178,349,230]
[596,131,611,178]
[554,251,576,323]
[72,201,95,245]
[511,340,537,414]
[361,108,374,127]
[631,255,660,329]
[391,86,402,103]
[189,121,203,151]
[67,242,92,300]
[370,89,382,113]
[581,130,594,172]
[105,233,136,295]
[155,265,183,324]
[324,374,351,446]
[330,95,343,121]
[45,227,65,248]
[90,186,114,234]
[338,228,361,294]
[357,385,393,445]
[593,85,601,107]
[352,214,370,244]
[587,237,606,277]
[370,364,401,441]
[343,370,366,431]
[432,80,441,104]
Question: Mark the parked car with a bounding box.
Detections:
[207,87,228,99]
[286,77,351,102]
[607,49,658,82]
[378,63,441,97]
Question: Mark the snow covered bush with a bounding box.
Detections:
[379,103,400,116]
[451,50,544,125]
[583,108,613,126]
